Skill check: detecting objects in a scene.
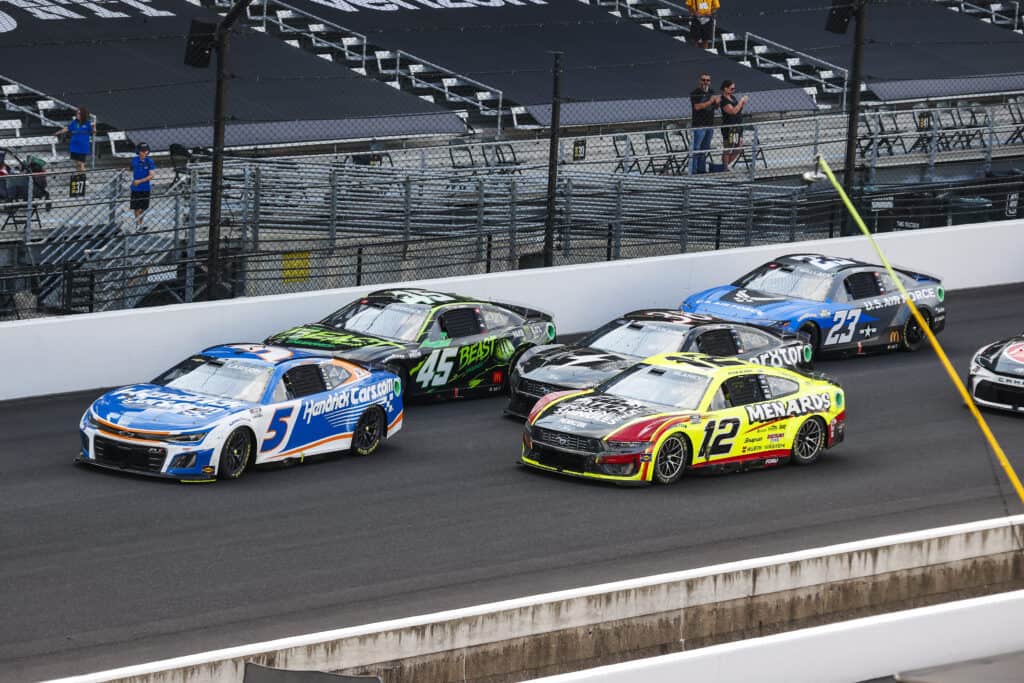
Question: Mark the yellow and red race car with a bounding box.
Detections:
[521,353,845,485]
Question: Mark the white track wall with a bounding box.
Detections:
[1,221,1021,401]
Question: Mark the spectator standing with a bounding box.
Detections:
[720,80,748,169]
[689,73,719,174]
[55,106,93,173]
[130,142,155,228]
[686,0,719,50]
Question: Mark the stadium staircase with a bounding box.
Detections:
[33,173,175,312]
[196,0,540,133]
[581,0,863,111]
[933,0,1023,33]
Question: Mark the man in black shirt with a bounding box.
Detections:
[689,73,719,174]
[720,79,748,169]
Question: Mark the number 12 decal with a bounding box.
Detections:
[699,418,740,459]
[825,308,862,346]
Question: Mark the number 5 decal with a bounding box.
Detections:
[416,347,458,388]
[262,406,294,453]
[698,418,740,459]
[824,308,862,346]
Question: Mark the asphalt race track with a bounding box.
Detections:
[2,284,1023,682]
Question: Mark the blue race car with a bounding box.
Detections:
[682,254,946,357]
[78,344,403,481]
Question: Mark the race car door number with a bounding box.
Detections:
[416,347,458,388]
[825,309,862,345]
[698,418,740,459]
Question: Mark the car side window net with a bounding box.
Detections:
[695,329,739,356]
[440,308,483,339]
[723,375,765,407]
[284,364,328,399]
[844,272,882,300]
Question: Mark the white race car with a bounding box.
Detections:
[968,335,1024,413]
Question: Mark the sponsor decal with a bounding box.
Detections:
[765,457,779,465]
[752,345,805,368]
[387,289,457,305]
[550,395,647,425]
[111,388,243,417]
[301,378,397,424]
[767,432,785,443]
[789,255,858,270]
[859,325,877,338]
[862,287,937,312]
[309,0,547,14]
[557,417,586,428]
[744,393,832,422]
[802,345,813,363]
[732,289,786,304]
[1004,342,1024,364]
[272,327,401,349]
[0,0,172,32]
[889,330,901,344]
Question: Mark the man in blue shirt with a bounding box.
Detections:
[130,142,156,228]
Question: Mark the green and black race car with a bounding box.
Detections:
[265,288,555,400]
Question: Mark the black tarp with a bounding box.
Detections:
[0,0,464,149]
[720,0,1024,101]
[284,0,816,125]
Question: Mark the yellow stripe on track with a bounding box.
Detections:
[816,155,1024,505]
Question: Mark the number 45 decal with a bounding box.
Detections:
[416,347,457,388]
[825,308,862,346]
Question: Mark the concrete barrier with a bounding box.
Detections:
[3,220,1023,401]
[530,590,1024,683]
[48,515,1024,683]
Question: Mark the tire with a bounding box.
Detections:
[791,417,826,466]
[798,323,821,354]
[352,406,386,456]
[218,427,255,480]
[900,310,931,352]
[653,435,691,485]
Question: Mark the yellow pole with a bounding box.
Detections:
[816,156,1024,506]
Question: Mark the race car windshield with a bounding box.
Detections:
[603,366,710,410]
[154,357,272,403]
[735,264,832,302]
[321,301,430,342]
[582,321,689,358]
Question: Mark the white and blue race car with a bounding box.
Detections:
[682,254,946,357]
[78,344,403,481]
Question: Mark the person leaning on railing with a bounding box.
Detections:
[55,106,93,173]
[720,80,748,170]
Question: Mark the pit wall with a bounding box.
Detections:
[51,515,1024,683]
[3,220,1022,401]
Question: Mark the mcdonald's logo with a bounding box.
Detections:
[889,330,901,344]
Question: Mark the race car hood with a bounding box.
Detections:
[265,325,408,361]
[532,392,664,439]
[519,346,635,389]
[89,384,250,431]
[685,286,819,325]
[993,339,1024,376]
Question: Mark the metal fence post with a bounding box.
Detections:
[812,117,820,159]
[927,113,938,182]
[612,179,623,260]
[402,175,412,259]
[23,166,33,244]
[984,107,994,174]
[748,126,759,182]
[563,177,572,257]
[679,185,689,253]
[90,114,98,170]
[356,246,363,286]
[329,168,337,249]
[868,120,879,186]
[789,189,799,242]
[252,166,261,252]
[475,178,485,261]
[744,185,754,246]
[186,170,198,303]
[240,165,251,251]
[508,179,518,268]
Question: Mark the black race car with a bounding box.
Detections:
[506,309,813,417]
[266,288,555,400]
[968,335,1024,413]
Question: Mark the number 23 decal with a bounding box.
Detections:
[698,418,740,459]
[825,308,862,345]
